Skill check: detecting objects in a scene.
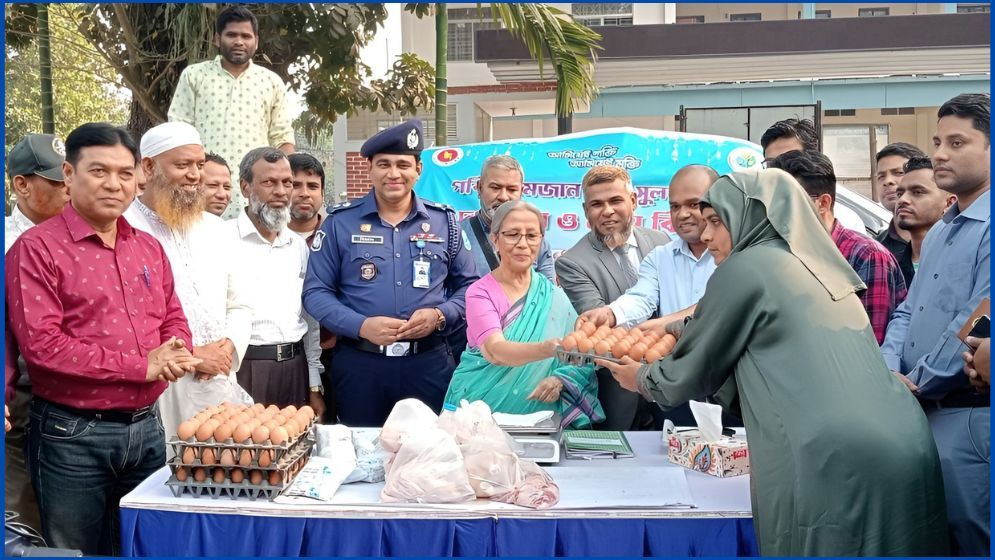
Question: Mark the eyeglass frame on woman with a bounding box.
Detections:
[497,230,543,245]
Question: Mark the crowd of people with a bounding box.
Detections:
[2,5,989,558]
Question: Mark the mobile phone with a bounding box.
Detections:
[967,315,990,340]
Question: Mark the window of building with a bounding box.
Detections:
[858,7,890,17]
[448,7,501,63]
[825,109,856,117]
[348,107,456,146]
[677,15,705,24]
[816,10,832,18]
[729,13,762,22]
[880,107,916,116]
[957,4,991,14]
[572,3,634,26]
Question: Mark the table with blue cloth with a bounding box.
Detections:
[119,431,757,556]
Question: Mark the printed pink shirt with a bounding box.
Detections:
[465,273,513,349]
[5,204,192,410]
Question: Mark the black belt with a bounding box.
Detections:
[340,336,446,357]
[244,341,304,362]
[920,389,991,410]
[42,398,155,424]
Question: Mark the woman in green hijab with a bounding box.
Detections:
[599,169,948,556]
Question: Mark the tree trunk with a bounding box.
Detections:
[127,100,158,144]
[435,4,448,147]
[38,4,55,134]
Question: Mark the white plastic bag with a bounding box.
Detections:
[380,398,439,453]
[345,428,387,484]
[380,427,475,504]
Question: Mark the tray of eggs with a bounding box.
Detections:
[556,320,677,366]
[165,402,317,500]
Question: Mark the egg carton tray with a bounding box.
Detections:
[555,347,627,366]
[167,417,316,469]
[165,435,313,501]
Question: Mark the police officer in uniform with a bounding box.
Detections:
[303,119,480,426]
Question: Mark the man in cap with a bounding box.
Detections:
[125,121,253,443]
[304,119,480,426]
[3,133,67,533]
[5,133,68,251]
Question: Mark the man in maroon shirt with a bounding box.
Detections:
[5,123,199,556]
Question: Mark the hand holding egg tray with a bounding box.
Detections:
[556,319,677,366]
[165,402,318,500]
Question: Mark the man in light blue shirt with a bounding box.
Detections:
[583,165,718,331]
[881,93,990,556]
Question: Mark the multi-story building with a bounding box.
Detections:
[332,3,990,200]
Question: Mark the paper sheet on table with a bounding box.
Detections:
[492,411,554,428]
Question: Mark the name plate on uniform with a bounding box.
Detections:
[351,235,384,244]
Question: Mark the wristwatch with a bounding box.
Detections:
[309,385,324,396]
[434,308,446,331]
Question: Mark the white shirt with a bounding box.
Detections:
[609,239,717,326]
[4,206,35,254]
[124,199,255,442]
[227,211,322,387]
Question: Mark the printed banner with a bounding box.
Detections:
[416,127,763,252]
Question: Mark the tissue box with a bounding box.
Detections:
[665,430,749,477]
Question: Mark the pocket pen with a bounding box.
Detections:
[143,265,151,287]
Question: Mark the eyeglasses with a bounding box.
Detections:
[498,231,543,245]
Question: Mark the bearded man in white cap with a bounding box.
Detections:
[126,122,254,447]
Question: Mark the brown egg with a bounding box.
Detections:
[181,447,197,465]
[213,422,234,443]
[629,327,644,340]
[266,405,280,414]
[629,341,649,362]
[580,321,597,337]
[594,325,611,338]
[232,424,252,444]
[238,449,253,467]
[283,405,298,416]
[561,335,578,351]
[594,340,612,356]
[251,403,265,414]
[577,337,595,353]
[270,426,290,445]
[196,420,218,442]
[251,425,270,444]
[263,420,281,433]
[643,331,661,343]
[201,448,216,465]
[219,449,236,466]
[212,467,226,483]
[193,467,207,482]
[246,419,261,431]
[268,470,282,486]
[230,468,245,484]
[176,420,199,442]
[611,327,627,339]
[612,339,632,359]
[249,470,263,485]
[175,467,188,482]
[299,406,315,421]
[284,419,300,438]
[258,450,273,468]
[603,335,619,347]
[658,334,677,356]
[259,449,273,467]
[644,347,663,362]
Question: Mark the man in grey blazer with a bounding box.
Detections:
[555,165,671,431]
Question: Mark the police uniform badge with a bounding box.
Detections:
[360,262,377,281]
[360,224,372,233]
[406,129,419,150]
[421,222,431,233]
[310,230,325,252]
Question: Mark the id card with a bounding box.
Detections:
[413,259,430,289]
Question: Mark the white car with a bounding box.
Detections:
[836,185,892,237]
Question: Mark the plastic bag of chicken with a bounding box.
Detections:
[380,427,476,504]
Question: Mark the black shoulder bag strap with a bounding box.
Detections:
[468,215,500,271]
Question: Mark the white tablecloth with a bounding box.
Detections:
[121,431,752,520]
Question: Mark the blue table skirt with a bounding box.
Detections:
[120,509,758,557]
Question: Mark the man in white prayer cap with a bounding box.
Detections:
[125,122,254,449]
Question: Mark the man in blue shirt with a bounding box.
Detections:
[582,164,719,333]
[303,120,480,426]
[882,93,990,556]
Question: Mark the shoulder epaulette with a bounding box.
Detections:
[325,201,356,216]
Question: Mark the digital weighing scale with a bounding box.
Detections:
[498,413,562,464]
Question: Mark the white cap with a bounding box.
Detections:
[140,122,203,159]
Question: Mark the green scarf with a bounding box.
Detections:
[445,273,604,429]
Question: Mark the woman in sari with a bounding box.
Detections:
[599,170,948,556]
[445,201,604,428]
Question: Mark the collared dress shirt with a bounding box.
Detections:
[168,56,295,218]
[124,200,254,433]
[882,190,991,399]
[876,220,916,286]
[608,239,716,326]
[5,204,192,410]
[831,220,907,344]
[227,211,322,387]
[4,205,36,253]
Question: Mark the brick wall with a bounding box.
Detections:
[449,81,558,95]
[345,152,371,200]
